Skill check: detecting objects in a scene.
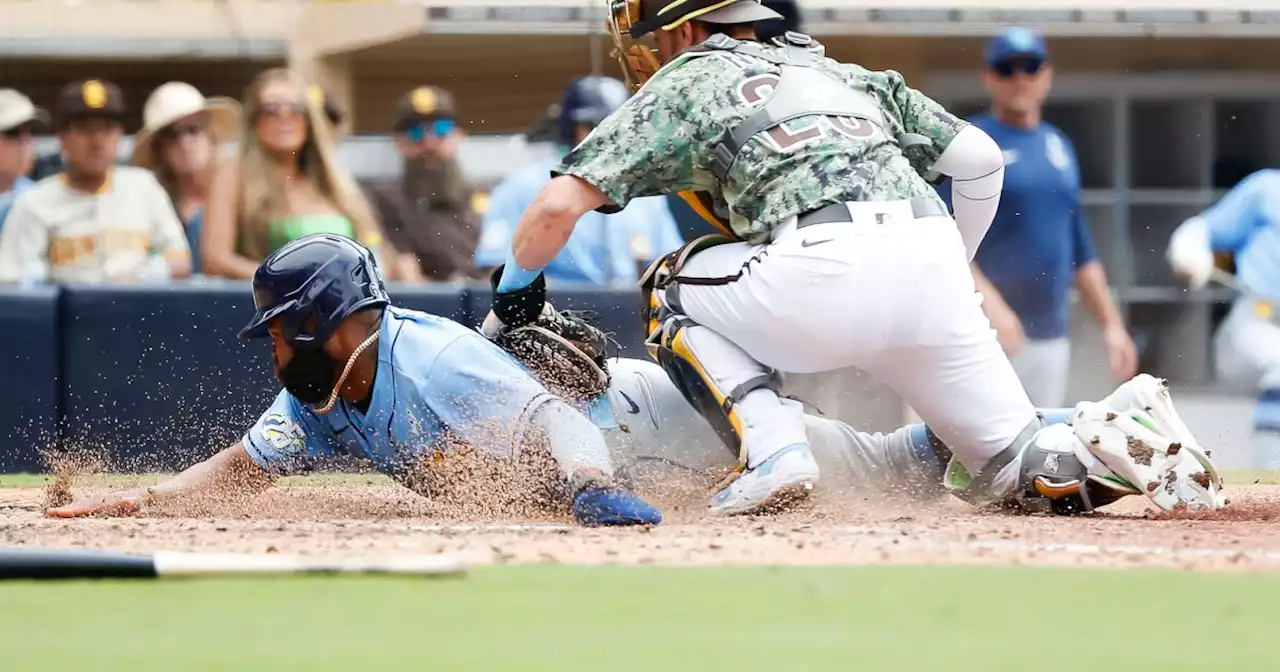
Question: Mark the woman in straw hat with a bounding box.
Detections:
[132,81,240,274]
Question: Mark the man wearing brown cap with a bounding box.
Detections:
[0,89,48,232]
[0,79,191,284]
[362,85,483,281]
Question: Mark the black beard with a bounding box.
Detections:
[279,347,337,405]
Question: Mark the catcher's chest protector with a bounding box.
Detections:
[704,31,932,183]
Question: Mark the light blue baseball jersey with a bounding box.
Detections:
[475,154,684,286]
[242,306,557,478]
[1197,169,1280,302]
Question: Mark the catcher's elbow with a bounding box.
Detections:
[535,178,585,220]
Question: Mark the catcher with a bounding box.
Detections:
[485,0,1226,516]
[45,234,662,527]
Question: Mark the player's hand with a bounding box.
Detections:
[1166,240,1214,290]
[45,488,151,519]
[490,265,547,329]
[986,301,1025,356]
[1102,324,1139,381]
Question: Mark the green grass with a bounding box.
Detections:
[0,565,1276,670]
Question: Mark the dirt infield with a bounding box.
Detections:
[6,476,1280,572]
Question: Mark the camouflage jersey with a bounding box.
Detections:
[554,37,968,242]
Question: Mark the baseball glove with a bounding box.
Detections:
[484,304,616,402]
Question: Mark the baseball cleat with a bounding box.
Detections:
[1100,375,1222,478]
[709,443,820,516]
[571,484,663,527]
[1071,399,1225,512]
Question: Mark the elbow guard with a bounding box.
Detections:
[930,126,1005,259]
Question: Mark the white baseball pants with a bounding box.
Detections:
[663,199,1037,475]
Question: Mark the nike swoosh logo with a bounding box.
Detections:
[619,390,640,414]
[800,238,832,248]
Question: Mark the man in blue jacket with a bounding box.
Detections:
[940,27,1138,406]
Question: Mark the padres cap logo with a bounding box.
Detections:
[410,87,437,114]
[82,80,108,109]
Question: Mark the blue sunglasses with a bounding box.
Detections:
[407,118,455,142]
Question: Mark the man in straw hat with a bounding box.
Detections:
[0,88,48,232]
[132,81,240,273]
[484,0,1225,517]
[0,78,192,285]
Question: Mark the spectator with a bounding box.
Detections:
[938,28,1137,406]
[0,79,191,285]
[0,89,46,233]
[362,86,482,281]
[475,76,682,286]
[132,82,241,275]
[202,68,417,280]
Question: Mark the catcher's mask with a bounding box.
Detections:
[608,0,782,92]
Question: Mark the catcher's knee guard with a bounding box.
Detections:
[638,235,775,460]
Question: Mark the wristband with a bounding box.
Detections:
[496,249,543,293]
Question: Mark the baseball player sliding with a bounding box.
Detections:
[486,0,1225,516]
[46,235,663,527]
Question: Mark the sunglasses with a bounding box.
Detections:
[992,58,1046,78]
[256,101,308,120]
[2,127,31,140]
[159,121,207,143]
[406,118,455,142]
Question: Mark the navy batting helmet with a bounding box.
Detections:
[238,234,390,349]
[558,76,629,145]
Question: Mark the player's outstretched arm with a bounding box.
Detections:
[45,443,276,518]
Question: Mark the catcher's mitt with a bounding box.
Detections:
[486,305,616,402]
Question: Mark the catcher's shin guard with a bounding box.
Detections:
[647,316,782,462]
[637,235,780,463]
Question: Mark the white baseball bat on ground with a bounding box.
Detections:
[0,547,468,581]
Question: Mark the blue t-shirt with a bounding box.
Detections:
[242,306,557,479]
[0,176,34,235]
[1196,169,1280,302]
[938,114,1098,340]
[475,154,684,286]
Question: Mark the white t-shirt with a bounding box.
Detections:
[0,166,191,284]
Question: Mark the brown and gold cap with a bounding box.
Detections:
[394,85,456,131]
[55,79,126,127]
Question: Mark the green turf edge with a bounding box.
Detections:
[0,564,1275,671]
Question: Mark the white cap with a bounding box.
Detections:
[132,81,241,168]
[0,89,49,132]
